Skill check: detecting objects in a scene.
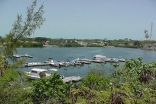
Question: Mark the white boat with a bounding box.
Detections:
[13,54,21,58]
[21,53,33,58]
[70,58,83,66]
[108,57,119,63]
[118,58,126,62]
[93,54,107,60]
[93,55,122,63]
[14,53,33,58]
[47,59,70,67]
[25,68,58,80]
[44,58,54,63]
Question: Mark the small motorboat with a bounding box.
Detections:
[20,53,33,58]
[13,54,21,58]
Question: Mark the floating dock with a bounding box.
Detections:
[62,76,82,83]
[25,62,50,67]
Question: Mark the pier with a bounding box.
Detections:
[25,62,50,67]
[24,55,125,67]
[62,76,82,83]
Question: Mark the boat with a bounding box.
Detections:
[118,58,126,62]
[20,53,33,58]
[71,58,83,66]
[93,54,107,60]
[45,58,69,67]
[13,53,33,58]
[25,68,58,80]
[44,58,58,66]
[109,58,119,63]
[93,55,121,63]
[13,54,21,58]
[48,60,67,67]
[44,58,54,63]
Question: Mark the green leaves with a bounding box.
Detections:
[81,69,110,91]
[30,73,72,103]
[0,0,46,103]
[110,57,156,103]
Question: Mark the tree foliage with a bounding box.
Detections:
[3,0,45,58]
[0,0,45,103]
[28,73,73,104]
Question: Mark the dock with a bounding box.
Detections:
[23,55,125,68]
[62,76,82,83]
[25,62,50,67]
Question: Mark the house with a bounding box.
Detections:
[77,41,88,46]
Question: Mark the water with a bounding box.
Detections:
[17,47,156,77]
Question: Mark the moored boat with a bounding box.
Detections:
[93,54,107,60]
[13,54,21,58]
[25,68,58,80]
[20,53,33,58]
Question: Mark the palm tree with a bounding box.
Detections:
[144,29,149,40]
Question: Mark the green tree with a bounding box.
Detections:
[29,73,73,104]
[0,0,45,103]
[110,57,156,103]
[134,40,142,46]
[3,0,45,58]
[81,68,110,91]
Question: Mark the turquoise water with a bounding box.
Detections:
[17,47,156,77]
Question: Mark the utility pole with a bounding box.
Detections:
[150,23,153,40]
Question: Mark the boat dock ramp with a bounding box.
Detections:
[24,59,105,67]
[24,54,126,67]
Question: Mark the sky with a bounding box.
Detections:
[0,0,156,40]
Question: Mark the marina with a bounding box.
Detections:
[21,51,126,82]
[23,55,125,67]
[16,47,156,78]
